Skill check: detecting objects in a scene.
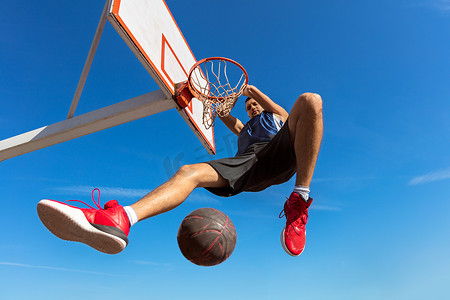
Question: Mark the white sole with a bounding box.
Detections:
[280,226,305,257]
[37,200,126,254]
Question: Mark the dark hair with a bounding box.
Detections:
[245,97,252,103]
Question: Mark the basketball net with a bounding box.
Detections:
[188,58,248,129]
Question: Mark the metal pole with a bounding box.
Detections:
[1,90,174,162]
[67,0,111,119]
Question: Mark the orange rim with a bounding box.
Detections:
[187,57,248,101]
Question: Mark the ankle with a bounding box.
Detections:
[293,185,310,202]
[124,206,138,227]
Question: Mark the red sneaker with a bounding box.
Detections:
[37,188,130,254]
[279,192,313,256]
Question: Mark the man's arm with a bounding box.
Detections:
[219,114,244,136]
[243,85,289,122]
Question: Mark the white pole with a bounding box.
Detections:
[0,90,174,162]
[67,0,111,119]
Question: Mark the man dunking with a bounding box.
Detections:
[37,85,323,257]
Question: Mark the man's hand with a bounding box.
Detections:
[242,85,253,98]
[241,85,289,122]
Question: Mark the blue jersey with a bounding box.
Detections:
[236,111,283,156]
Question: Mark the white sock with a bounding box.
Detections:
[293,185,310,202]
[124,206,138,227]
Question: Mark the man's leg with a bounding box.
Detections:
[131,163,228,221]
[288,92,323,186]
[37,163,228,254]
[280,92,323,257]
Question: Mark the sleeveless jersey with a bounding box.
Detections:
[236,111,283,156]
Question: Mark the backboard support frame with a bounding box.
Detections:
[0,0,216,162]
[67,0,112,119]
[0,90,174,162]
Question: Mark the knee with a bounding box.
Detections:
[296,92,323,116]
[175,164,207,185]
[176,164,200,179]
[175,163,218,187]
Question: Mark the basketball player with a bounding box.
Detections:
[37,85,323,257]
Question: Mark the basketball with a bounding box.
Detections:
[177,208,237,266]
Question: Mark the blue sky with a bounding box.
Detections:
[1,0,450,299]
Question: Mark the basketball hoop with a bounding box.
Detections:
[175,57,248,129]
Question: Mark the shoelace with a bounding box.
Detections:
[66,188,103,210]
[279,197,308,236]
[278,197,290,219]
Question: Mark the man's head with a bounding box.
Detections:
[245,97,264,119]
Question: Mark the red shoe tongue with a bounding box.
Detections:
[104,200,118,208]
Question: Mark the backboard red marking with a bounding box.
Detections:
[110,0,215,154]
[112,0,121,15]
[161,0,197,65]
[161,34,193,113]
[112,3,174,94]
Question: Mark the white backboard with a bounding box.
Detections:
[108,0,215,154]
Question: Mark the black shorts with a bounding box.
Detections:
[205,121,296,197]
